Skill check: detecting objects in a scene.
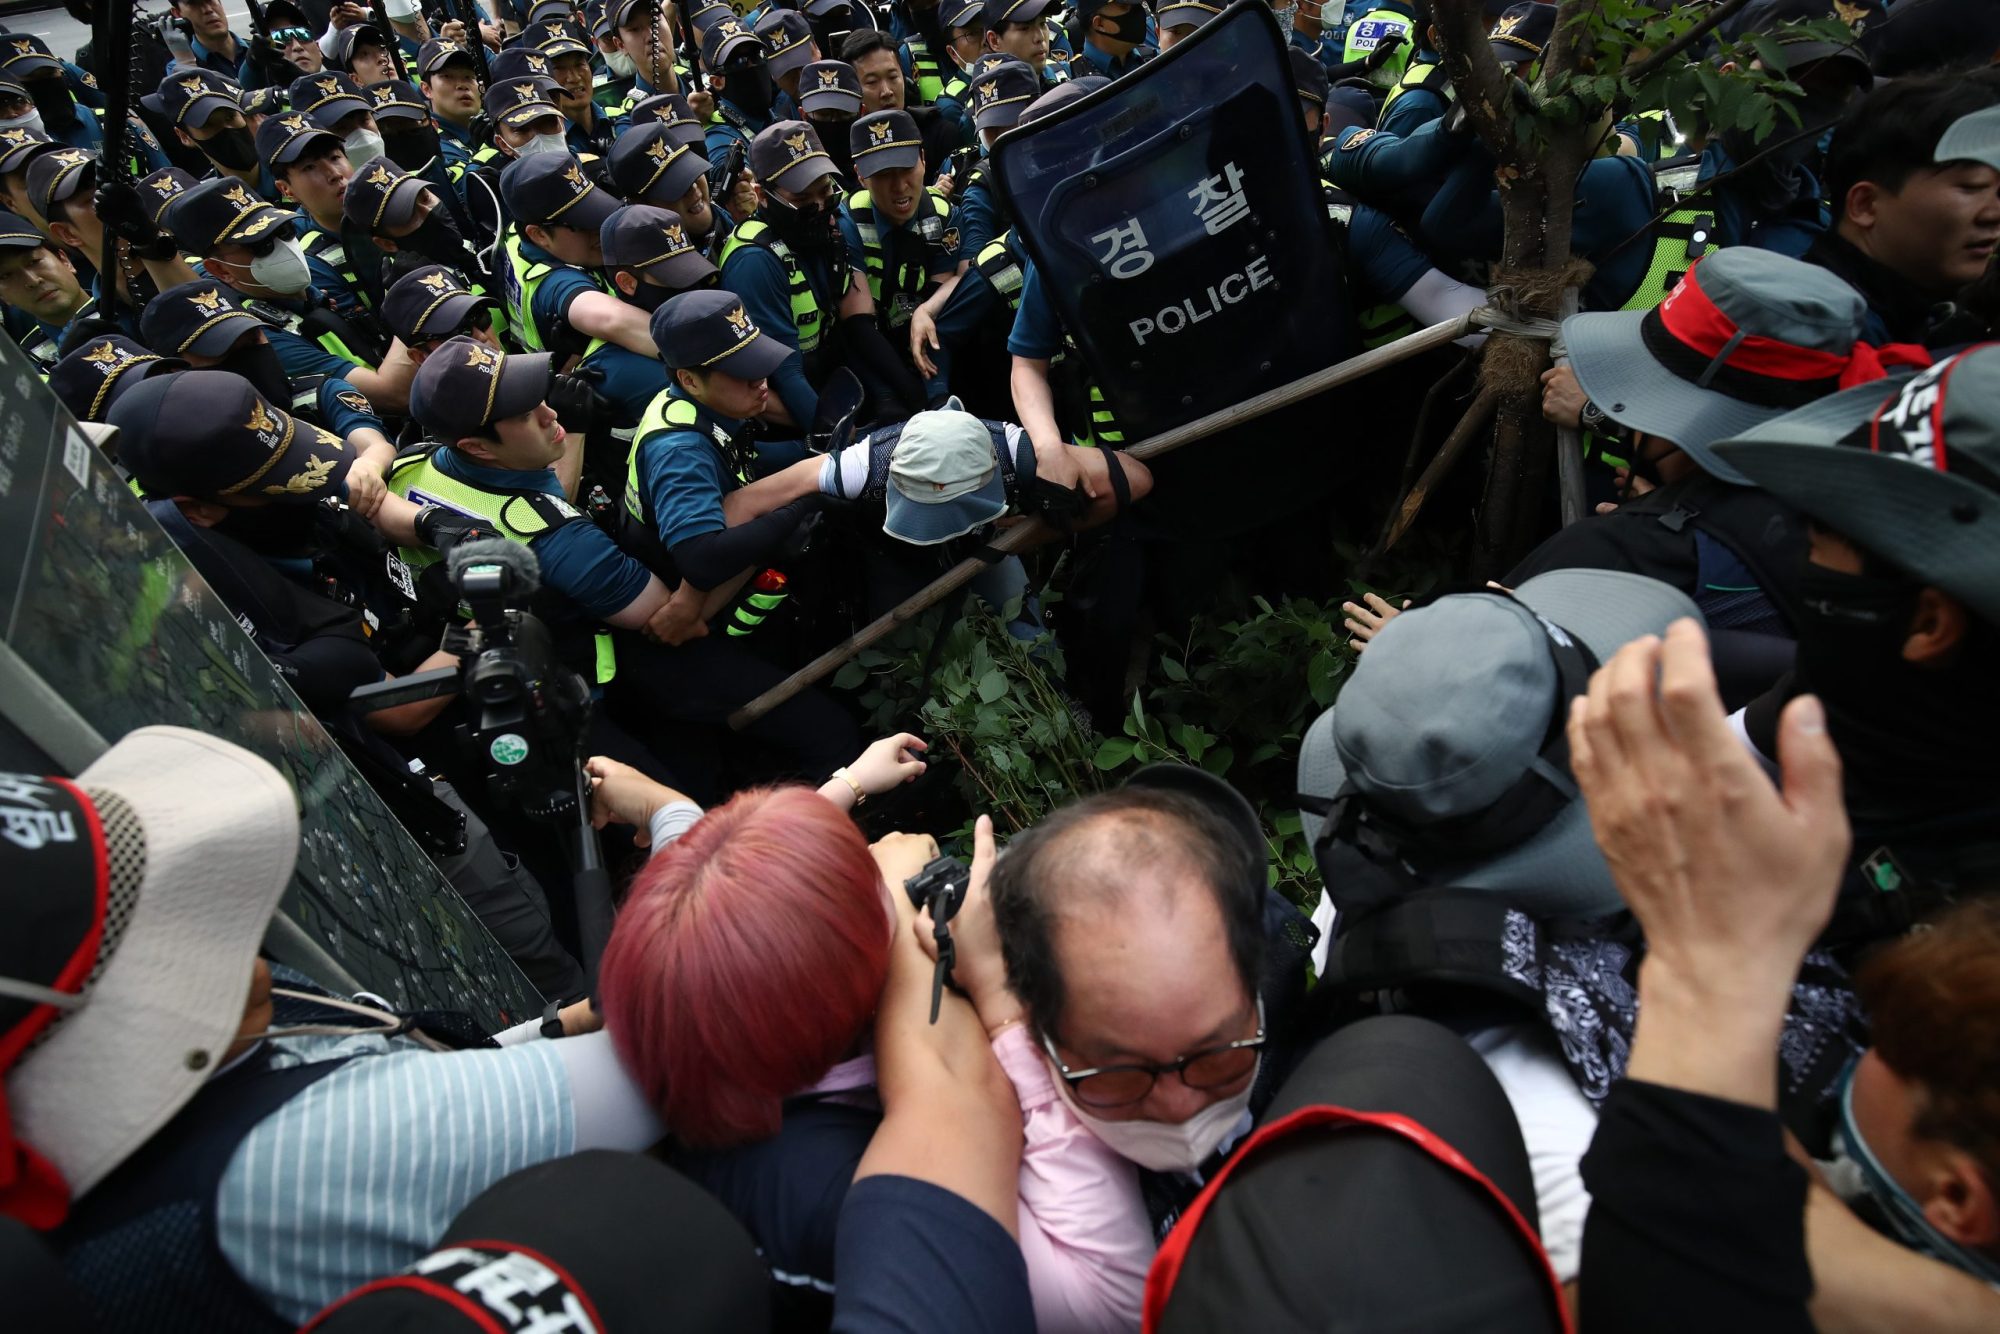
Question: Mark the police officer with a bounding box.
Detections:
[626,89,708,152]
[757,9,822,119]
[341,157,491,314]
[1340,0,1417,88]
[465,77,572,232]
[393,335,858,789]
[1069,0,1153,79]
[840,107,965,398]
[416,39,485,172]
[797,58,866,186]
[0,209,90,371]
[496,151,667,465]
[537,24,627,159]
[140,277,401,508]
[981,0,1065,90]
[898,0,982,125]
[703,16,782,170]
[361,78,489,249]
[625,288,844,659]
[612,121,737,256]
[1,36,168,175]
[164,176,416,412]
[32,147,200,335]
[380,262,504,361]
[1155,0,1223,48]
[289,71,391,176]
[957,57,1033,254]
[257,110,381,320]
[0,124,53,232]
[140,69,269,197]
[45,331,183,423]
[610,0,689,101]
[600,200,720,313]
[718,119,886,429]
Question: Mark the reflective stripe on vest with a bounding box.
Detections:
[905,34,945,104]
[973,234,1025,309]
[1343,8,1414,85]
[298,223,369,310]
[847,189,951,328]
[1359,302,1418,350]
[717,219,826,353]
[501,230,610,357]
[1377,59,1451,126]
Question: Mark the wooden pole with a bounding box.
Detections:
[728,308,1486,729]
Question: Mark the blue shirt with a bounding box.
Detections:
[704,99,769,170]
[580,342,672,431]
[1074,40,1151,79]
[717,231,843,427]
[428,445,654,619]
[633,386,743,550]
[1349,202,1432,306]
[1325,117,1466,212]
[437,117,480,169]
[189,31,254,84]
[832,1177,1034,1334]
[194,283,387,438]
[517,235,607,350]
[1005,259,1063,360]
[294,217,378,319]
[959,169,1004,259]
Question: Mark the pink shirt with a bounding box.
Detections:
[800,1029,1154,1333]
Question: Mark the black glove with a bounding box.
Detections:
[415,505,497,553]
[545,368,610,439]
[93,181,177,261]
[1362,31,1405,72]
[1026,476,1088,529]
[316,497,387,555]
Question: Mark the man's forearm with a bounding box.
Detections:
[1805,1183,2000,1334]
[722,455,822,525]
[569,290,660,357]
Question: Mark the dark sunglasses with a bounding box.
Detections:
[269,26,314,44]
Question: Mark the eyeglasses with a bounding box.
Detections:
[1040,999,1265,1109]
[270,27,314,45]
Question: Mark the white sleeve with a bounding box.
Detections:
[1397,268,1490,348]
[646,799,705,852]
[821,439,872,499]
[1466,1021,1598,1284]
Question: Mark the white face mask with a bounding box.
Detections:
[515,130,569,158]
[605,47,639,78]
[0,108,43,135]
[344,126,385,167]
[248,236,313,295]
[1052,1056,1260,1175]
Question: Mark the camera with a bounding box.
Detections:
[904,854,970,924]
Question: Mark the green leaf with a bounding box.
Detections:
[1307,650,1341,708]
[977,669,1008,704]
[1160,655,1188,683]
[1200,744,1234,776]
[832,659,869,690]
[1272,810,1303,837]
[1249,741,1284,766]
[1094,737,1136,770]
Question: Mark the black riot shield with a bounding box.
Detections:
[992,0,1352,447]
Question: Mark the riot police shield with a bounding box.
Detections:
[992,0,1352,447]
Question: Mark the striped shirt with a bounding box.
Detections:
[214,1033,574,1324]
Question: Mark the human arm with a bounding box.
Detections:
[363,647,462,736]
[582,753,698,847]
[563,287,661,358]
[1802,1180,2000,1333]
[1567,618,1849,1328]
[911,269,964,380]
[669,497,821,590]
[339,426,397,518]
[1341,590,1410,649]
[817,733,929,813]
[722,246,819,426]
[721,451,826,524]
[337,340,417,415]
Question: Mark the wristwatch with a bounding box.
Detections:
[832,766,866,806]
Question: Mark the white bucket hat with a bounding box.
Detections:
[2,727,297,1218]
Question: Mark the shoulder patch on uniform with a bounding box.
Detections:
[1339,127,1377,151]
[940,226,961,254]
[336,389,372,414]
[550,497,580,519]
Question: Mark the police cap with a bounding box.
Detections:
[749,119,835,193]
[49,333,185,424]
[797,60,863,118]
[382,264,496,346]
[651,288,791,378]
[607,122,711,206]
[411,337,556,443]
[500,151,621,231]
[600,202,718,290]
[342,157,433,233]
[140,279,266,358]
[288,71,373,128]
[111,369,355,504]
[140,69,242,128]
[163,175,299,255]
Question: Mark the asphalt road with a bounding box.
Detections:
[5,3,258,66]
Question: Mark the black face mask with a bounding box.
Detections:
[203,125,260,172]
[402,209,470,267]
[1096,5,1148,45]
[217,503,317,555]
[27,78,80,132]
[383,125,442,174]
[1790,562,2000,824]
[722,63,775,120]
[220,339,293,410]
[765,188,842,257]
[814,116,858,182]
[624,277,675,313]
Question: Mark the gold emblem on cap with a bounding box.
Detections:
[1833,0,1866,23]
[544,22,564,38]
[246,399,279,434]
[366,162,394,186]
[52,148,88,165]
[527,53,548,71]
[221,182,255,207]
[419,270,455,294]
[265,454,336,495]
[440,40,461,53]
[513,81,540,99]
[663,222,687,249]
[784,129,809,157]
[562,161,588,190]
[646,138,669,164]
[189,287,226,314]
[83,340,123,366]
[0,129,29,145]
[868,118,892,144]
[725,304,753,339]
[180,75,209,95]
[316,77,342,96]
[464,343,501,372]
[239,212,278,236]
[282,113,311,132]
[374,87,395,103]
[817,67,840,88]
[149,173,182,196]
[1494,11,1522,33]
[10,39,33,58]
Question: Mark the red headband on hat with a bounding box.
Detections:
[1657,258,1932,393]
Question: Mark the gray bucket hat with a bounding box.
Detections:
[1297,569,1701,918]
[1561,247,1883,483]
[1713,348,2000,627]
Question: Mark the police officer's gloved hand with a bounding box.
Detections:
[93,181,177,261]
[545,368,610,439]
[1363,31,1405,71]
[415,505,497,554]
